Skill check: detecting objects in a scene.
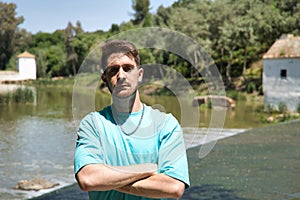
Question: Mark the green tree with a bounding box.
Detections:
[131,0,150,26]
[45,45,66,77]
[274,0,300,35]
[35,49,48,77]
[0,2,24,69]
[13,28,32,53]
[75,21,83,35]
[6,29,32,70]
[28,30,65,77]
[29,31,65,49]
[64,21,78,76]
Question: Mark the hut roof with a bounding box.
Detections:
[17,51,35,58]
[263,34,300,59]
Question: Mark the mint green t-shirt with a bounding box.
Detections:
[74,105,190,200]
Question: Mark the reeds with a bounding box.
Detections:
[0,87,34,104]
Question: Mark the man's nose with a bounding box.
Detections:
[117,67,126,79]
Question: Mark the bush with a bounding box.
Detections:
[278,102,287,114]
[199,103,207,111]
[246,82,256,94]
[254,104,265,113]
[226,90,246,101]
[207,99,212,109]
[265,104,276,114]
[0,87,34,104]
[258,85,263,95]
[297,102,300,113]
[226,90,238,100]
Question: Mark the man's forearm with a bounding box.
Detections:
[115,173,185,199]
[76,163,157,192]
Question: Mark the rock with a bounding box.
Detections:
[13,178,59,191]
[267,116,274,123]
[192,95,235,109]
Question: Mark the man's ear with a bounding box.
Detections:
[101,73,107,82]
[138,68,144,82]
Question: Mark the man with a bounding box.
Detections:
[74,40,190,200]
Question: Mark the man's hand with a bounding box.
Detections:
[116,173,185,199]
[76,163,157,192]
[77,163,185,198]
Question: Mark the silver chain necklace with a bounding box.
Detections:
[112,104,145,136]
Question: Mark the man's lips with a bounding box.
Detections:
[115,84,130,89]
[119,84,129,87]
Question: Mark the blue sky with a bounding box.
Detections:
[2,0,177,33]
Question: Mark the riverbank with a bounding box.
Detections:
[30,76,300,125]
[3,75,300,126]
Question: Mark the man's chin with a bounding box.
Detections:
[112,91,134,99]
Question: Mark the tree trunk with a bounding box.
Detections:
[242,46,248,82]
[226,51,233,87]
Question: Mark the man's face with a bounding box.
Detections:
[102,53,143,98]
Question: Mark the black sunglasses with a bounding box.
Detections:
[104,64,136,76]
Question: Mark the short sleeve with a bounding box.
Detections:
[157,115,190,188]
[74,112,104,174]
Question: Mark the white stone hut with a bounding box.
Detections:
[17,51,37,80]
[262,34,300,112]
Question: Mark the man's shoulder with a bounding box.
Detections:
[146,105,176,121]
[98,105,112,116]
[80,106,112,124]
[93,105,114,124]
[145,105,180,129]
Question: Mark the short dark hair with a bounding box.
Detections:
[101,40,140,70]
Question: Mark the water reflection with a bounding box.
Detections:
[0,84,37,105]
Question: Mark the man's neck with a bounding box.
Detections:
[112,91,143,113]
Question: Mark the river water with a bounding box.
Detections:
[0,85,263,199]
[0,86,76,199]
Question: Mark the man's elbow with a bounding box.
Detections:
[76,174,89,192]
[172,181,185,198]
[76,172,95,192]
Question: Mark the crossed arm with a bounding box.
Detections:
[76,163,185,199]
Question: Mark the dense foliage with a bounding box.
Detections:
[0,2,24,70]
[0,0,299,89]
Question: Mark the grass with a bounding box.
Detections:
[28,77,75,87]
[0,87,35,104]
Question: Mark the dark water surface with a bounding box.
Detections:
[185,120,300,199]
